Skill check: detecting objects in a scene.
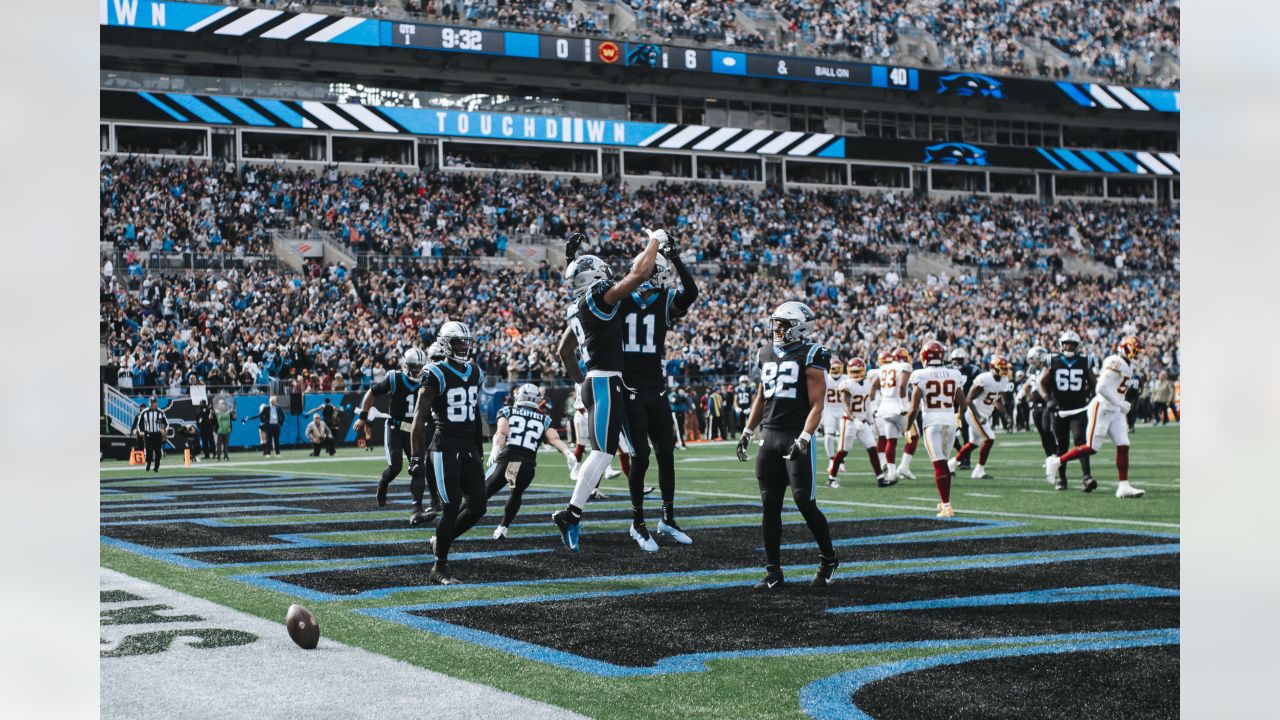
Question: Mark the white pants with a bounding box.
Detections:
[876,413,907,439]
[839,416,877,451]
[1085,404,1129,451]
[964,406,996,443]
[573,410,589,447]
[920,423,958,464]
[821,410,843,437]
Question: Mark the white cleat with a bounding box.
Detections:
[1115,483,1146,499]
[826,477,840,489]
[492,525,508,540]
[1044,455,1061,483]
[605,467,622,479]
[946,457,958,473]
[629,523,659,552]
[885,463,897,484]
[971,465,989,480]
[656,519,693,545]
[897,466,916,480]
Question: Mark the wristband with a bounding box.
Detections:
[798,431,812,443]
[741,428,754,439]
[358,412,368,423]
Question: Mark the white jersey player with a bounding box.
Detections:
[1046,336,1146,498]
[871,347,912,482]
[949,355,1012,479]
[905,341,968,518]
[821,360,846,459]
[824,358,886,488]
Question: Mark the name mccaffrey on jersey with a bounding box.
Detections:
[494,405,552,462]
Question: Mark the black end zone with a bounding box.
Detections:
[853,645,1178,720]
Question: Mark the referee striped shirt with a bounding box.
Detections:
[135,408,169,434]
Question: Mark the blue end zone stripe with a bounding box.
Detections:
[137,92,187,122]
[1035,147,1066,170]
[165,94,231,124]
[255,98,309,128]
[1106,151,1142,173]
[1052,148,1093,172]
[1079,149,1120,173]
[1055,82,1096,107]
[209,96,274,126]
[828,583,1178,614]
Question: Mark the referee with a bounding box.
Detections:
[132,397,169,473]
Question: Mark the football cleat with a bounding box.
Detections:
[1082,475,1098,493]
[492,525,508,540]
[642,486,656,496]
[897,465,916,480]
[427,563,461,586]
[877,474,897,487]
[812,556,840,587]
[753,565,785,591]
[656,519,693,545]
[1055,475,1068,491]
[947,457,959,473]
[826,477,840,489]
[604,467,622,479]
[428,535,437,557]
[409,504,437,526]
[1044,455,1062,482]
[376,479,391,507]
[885,463,897,484]
[936,503,955,518]
[629,523,659,552]
[552,510,581,553]
[971,467,990,480]
[588,488,609,501]
[1116,483,1145,499]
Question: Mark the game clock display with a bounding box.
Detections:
[390,22,505,54]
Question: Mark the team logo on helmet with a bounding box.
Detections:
[1118,335,1144,361]
[846,358,867,381]
[770,301,816,345]
[437,321,474,362]
[990,354,1012,377]
[566,254,613,300]
[402,347,427,382]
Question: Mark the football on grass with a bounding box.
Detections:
[286,604,320,649]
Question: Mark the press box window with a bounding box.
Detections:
[785,160,847,186]
[240,131,326,162]
[115,124,207,157]
[849,164,909,188]
[332,136,414,166]
[930,168,988,193]
[623,151,692,178]
[696,156,762,182]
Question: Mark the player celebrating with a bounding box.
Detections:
[353,346,442,526]
[735,301,839,590]
[870,347,912,483]
[905,341,969,518]
[821,359,846,466]
[485,383,579,539]
[618,246,699,550]
[949,355,1013,479]
[551,229,662,553]
[1039,330,1098,492]
[408,322,487,585]
[1045,336,1147,499]
[826,357,886,488]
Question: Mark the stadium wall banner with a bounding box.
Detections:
[103,90,1180,174]
[100,1,1177,113]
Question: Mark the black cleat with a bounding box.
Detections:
[551,510,581,553]
[753,565,785,591]
[877,474,897,487]
[588,489,608,501]
[812,555,840,587]
[1055,475,1068,491]
[1082,475,1098,493]
[409,503,437,526]
[376,479,391,507]
[427,562,460,585]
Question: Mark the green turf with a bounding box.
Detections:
[101,425,1179,719]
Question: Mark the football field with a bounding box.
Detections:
[100,425,1179,720]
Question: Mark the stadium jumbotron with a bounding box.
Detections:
[98,1,1180,718]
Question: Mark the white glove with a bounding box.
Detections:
[644,227,668,244]
[564,450,579,472]
[1121,401,1132,414]
[488,446,500,466]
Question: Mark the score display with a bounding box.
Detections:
[390,22,505,54]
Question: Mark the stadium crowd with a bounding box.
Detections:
[101,157,1179,275]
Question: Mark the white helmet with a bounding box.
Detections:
[426,341,447,363]
[1058,330,1081,357]
[565,254,613,299]
[770,301,816,345]
[513,383,541,407]
[738,375,749,385]
[949,347,968,364]
[437,321,474,362]
[638,252,674,289]
[402,347,427,382]
[1026,345,1049,368]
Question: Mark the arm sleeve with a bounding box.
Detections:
[669,255,698,319]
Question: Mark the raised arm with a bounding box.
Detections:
[668,249,699,318]
[602,229,661,305]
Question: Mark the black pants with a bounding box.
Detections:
[1030,405,1058,457]
[624,388,678,517]
[755,428,834,568]
[199,427,216,458]
[484,457,537,527]
[383,426,440,508]
[143,432,164,470]
[1153,401,1177,424]
[430,439,487,563]
[261,424,280,455]
[216,432,230,459]
[1125,388,1140,430]
[1051,409,1092,480]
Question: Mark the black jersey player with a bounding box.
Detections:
[354,346,442,525]
[1024,345,1064,482]
[408,322,487,585]
[485,383,578,538]
[1037,330,1098,492]
[616,245,699,551]
[551,228,661,553]
[735,301,839,589]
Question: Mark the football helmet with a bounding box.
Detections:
[513,383,541,407]
[846,358,867,381]
[921,340,947,366]
[895,347,911,363]
[990,355,1012,378]
[738,375,750,385]
[565,255,613,299]
[770,301,816,345]
[1118,335,1144,361]
[829,359,844,377]
[1026,345,1049,368]
[402,347,427,382]
[949,347,968,365]
[1058,330,1081,357]
[426,341,447,363]
[437,321,474,362]
[878,350,896,365]
[643,252,674,289]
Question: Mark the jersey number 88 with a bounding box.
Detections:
[445,386,478,422]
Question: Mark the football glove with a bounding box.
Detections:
[643,227,671,253]
[408,456,424,477]
[566,232,586,260]
[785,434,811,460]
[564,450,579,473]
[488,446,500,467]
[736,429,754,462]
[1120,401,1132,414]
